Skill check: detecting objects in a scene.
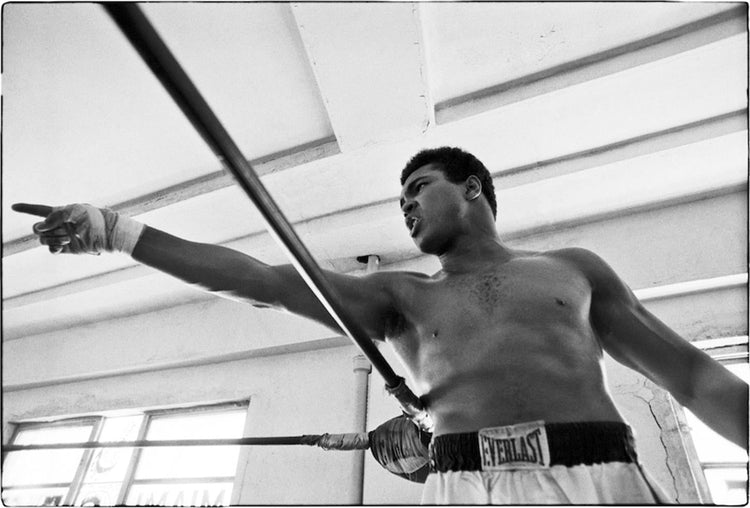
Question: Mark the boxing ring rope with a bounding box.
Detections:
[3,433,370,452]
[3,418,433,484]
[100,3,431,431]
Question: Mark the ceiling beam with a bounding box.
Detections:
[6,17,741,259]
[4,128,745,311]
[5,99,742,259]
[497,110,745,189]
[635,273,747,302]
[436,6,746,123]
[291,2,432,152]
[692,336,749,350]
[3,137,338,257]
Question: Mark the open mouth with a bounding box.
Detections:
[406,217,422,237]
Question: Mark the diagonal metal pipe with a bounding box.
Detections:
[100,3,431,430]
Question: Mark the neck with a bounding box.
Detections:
[437,229,513,273]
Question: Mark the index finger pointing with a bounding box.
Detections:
[12,203,54,218]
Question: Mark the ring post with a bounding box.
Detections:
[101,3,431,431]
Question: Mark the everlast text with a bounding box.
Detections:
[478,425,550,469]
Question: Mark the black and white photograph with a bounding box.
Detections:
[1,2,748,505]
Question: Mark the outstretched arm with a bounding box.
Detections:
[560,248,748,450]
[132,225,398,337]
[15,203,398,339]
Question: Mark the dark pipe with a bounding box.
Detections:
[100,3,430,428]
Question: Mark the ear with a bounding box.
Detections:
[464,175,482,201]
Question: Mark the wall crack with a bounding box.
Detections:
[633,384,679,502]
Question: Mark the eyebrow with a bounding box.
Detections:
[399,176,429,207]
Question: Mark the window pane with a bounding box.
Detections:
[685,361,749,505]
[685,411,749,463]
[81,416,144,484]
[74,482,123,506]
[3,450,86,486]
[684,362,749,463]
[726,362,749,382]
[1,487,68,506]
[134,409,246,480]
[146,410,245,439]
[3,423,94,486]
[134,446,240,479]
[125,482,233,506]
[14,424,93,445]
[98,415,144,442]
[704,467,748,506]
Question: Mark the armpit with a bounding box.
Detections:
[383,309,408,340]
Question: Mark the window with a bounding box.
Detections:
[2,419,100,506]
[2,402,248,507]
[686,337,749,505]
[124,407,246,506]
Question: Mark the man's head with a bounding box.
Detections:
[399,147,498,255]
[400,147,497,219]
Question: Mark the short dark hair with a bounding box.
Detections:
[400,147,497,219]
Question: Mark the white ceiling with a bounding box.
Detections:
[423,2,735,101]
[2,2,747,339]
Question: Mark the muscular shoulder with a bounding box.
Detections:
[360,269,431,288]
[543,248,621,292]
[364,269,432,303]
[355,269,431,338]
[543,248,640,320]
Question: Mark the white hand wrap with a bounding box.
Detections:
[35,204,145,255]
[101,208,145,255]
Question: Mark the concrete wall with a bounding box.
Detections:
[4,344,368,505]
[3,191,747,504]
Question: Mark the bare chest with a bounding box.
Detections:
[383,255,614,431]
[397,257,592,336]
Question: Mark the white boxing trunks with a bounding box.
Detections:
[421,421,670,505]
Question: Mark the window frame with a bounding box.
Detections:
[3,400,249,507]
[118,401,249,506]
[2,416,103,506]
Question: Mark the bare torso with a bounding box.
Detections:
[385,250,624,435]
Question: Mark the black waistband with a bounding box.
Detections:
[429,421,638,473]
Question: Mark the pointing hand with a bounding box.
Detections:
[13,203,144,255]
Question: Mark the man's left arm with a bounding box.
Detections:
[559,248,748,450]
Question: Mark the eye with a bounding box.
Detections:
[415,181,427,192]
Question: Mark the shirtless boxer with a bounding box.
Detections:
[15,147,747,504]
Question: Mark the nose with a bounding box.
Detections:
[401,200,415,215]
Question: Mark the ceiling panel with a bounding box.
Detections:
[5,130,745,339]
[498,132,747,233]
[432,35,746,174]
[2,3,332,240]
[423,2,738,102]
[291,3,430,151]
[143,3,333,154]
[2,2,746,341]
[4,32,745,299]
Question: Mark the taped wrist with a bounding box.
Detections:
[102,209,145,255]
